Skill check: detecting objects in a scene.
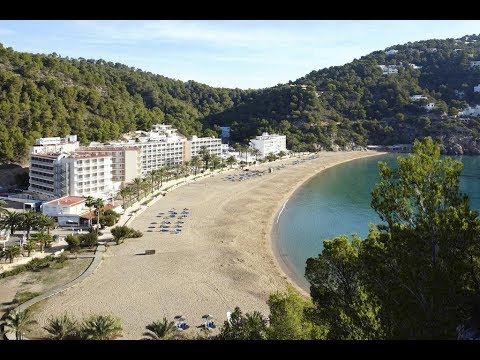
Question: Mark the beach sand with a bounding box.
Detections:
[30,151,384,339]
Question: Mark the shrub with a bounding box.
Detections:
[65,234,81,253]
[111,226,143,245]
[80,232,98,248]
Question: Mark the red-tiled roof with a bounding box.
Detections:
[46,196,85,206]
[79,211,96,220]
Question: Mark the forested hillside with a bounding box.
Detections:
[0,43,252,163]
[2,34,480,164]
[207,34,480,152]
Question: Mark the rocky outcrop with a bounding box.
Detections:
[440,135,480,155]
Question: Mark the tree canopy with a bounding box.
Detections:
[305,137,480,339]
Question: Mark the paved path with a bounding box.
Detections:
[4,244,106,340]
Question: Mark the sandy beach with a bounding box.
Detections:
[29,151,385,339]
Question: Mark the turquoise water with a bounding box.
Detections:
[276,154,480,290]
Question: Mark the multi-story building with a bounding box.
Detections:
[185,135,222,162]
[135,136,185,175]
[29,151,112,201]
[127,124,222,173]
[75,146,141,189]
[249,133,287,159]
[29,153,68,200]
[29,124,223,200]
[63,153,112,198]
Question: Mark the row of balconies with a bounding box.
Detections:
[30,179,54,188]
[30,184,55,193]
[30,159,55,168]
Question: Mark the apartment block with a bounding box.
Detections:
[249,133,287,159]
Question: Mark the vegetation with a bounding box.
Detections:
[65,234,81,253]
[43,314,79,340]
[30,231,53,253]
[216,307,268,340]
[81,314,123,340]
[2,35,480,165]
[1,245,21,263]
[142,317,177,340]
[305,137,480,339]
[0,254,68,279]
[110,225,143,245]
[267,285,325,340]
[4,309,37,340]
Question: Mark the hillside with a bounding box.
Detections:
[206,34,480,153]
[2,34,480,163]
[0,43,252,163]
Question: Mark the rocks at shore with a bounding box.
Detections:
[441,135,480,155]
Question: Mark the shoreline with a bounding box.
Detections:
[268,151,387,297]
[28,150,387,339]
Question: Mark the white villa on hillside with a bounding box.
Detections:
[410,95,427,101]
[409,63,422,70]
[474,84,480,93]
[424,103,437,112]
[385,49,398,56]
[458,105,480,117]
[378,65,398,75]
[470,61,480,68]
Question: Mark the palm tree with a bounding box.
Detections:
[251,148,261,162]
[93,198,104,234]
[0,199,7,215]
[133,178,143,201]
[31,231,52,253]
[21,210,39,241]
[85,196,95,215]
[81,314,123,340]
[141,178,150,198]
[5,309,37,340]
[211,154,221,170]
[242,146,251,164]
[226,156,237,169]
[199,146,212,170]
[22,239,37,257]
[148,170,157,192]
[1,245,21,263]
[119,187,131,209]
[190,156,202,175]
[157,167,167,187]
[37,213,56,235]
[43,314,78,340]
[142,317,176,340]
[0,210,24,235]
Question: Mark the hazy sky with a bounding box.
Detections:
[0,20,479,89]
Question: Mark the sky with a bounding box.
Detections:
[0,20,479,90]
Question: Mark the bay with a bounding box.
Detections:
[276,154,480,290]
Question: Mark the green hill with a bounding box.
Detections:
[1,34,480,163]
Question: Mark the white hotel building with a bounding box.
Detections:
[249,132,287,159]
[29,150,113,201]
[29,124,223,200]
[130,124,222,174]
